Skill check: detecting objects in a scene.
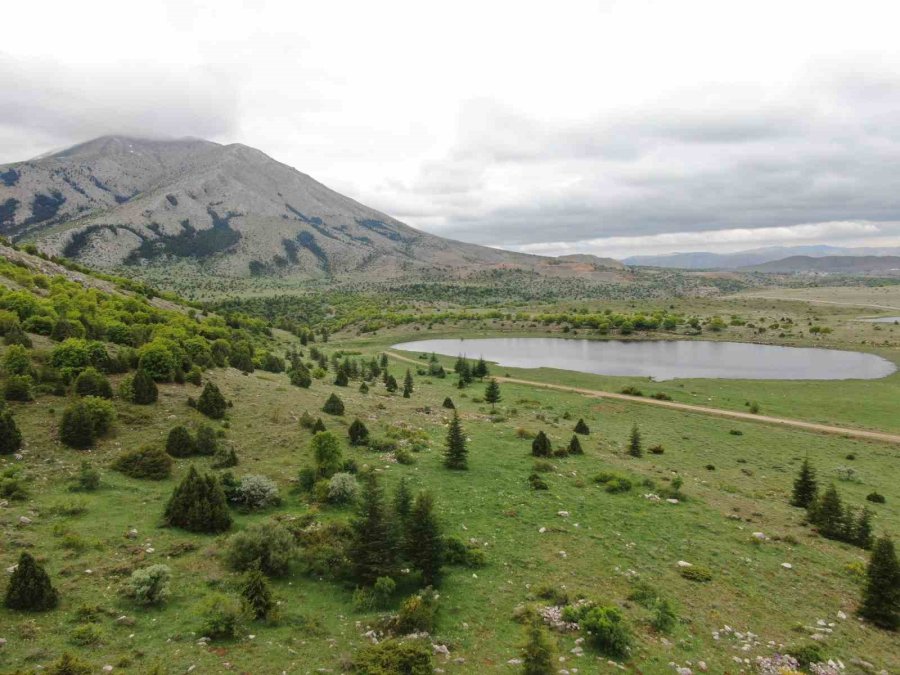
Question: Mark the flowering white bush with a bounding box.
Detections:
[327,472,359,504]
[126,564,171,605]
[234,474,281,510]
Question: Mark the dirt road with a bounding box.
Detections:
[388,351,900,445]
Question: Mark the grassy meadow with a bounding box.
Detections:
[2,310,899,673]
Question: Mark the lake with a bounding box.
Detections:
[392,337,897,381]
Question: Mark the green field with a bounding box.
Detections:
[1,265,899,674]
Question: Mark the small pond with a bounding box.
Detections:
[392,337,896,381]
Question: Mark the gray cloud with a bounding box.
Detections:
[0,55,239,162]
[387,70,900,252]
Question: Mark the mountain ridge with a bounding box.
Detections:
[0,135,622,281]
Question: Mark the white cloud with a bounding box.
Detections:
[3,1,900,255]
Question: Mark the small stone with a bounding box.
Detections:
[0,638,6,647]
[538,527,546,533]
[752,532,766,540]
[666,498,679,504]
[698,661,708,672]
[676,560,693,568]
[102,667,113,673]
[557,511,570,517]
[18,516,31,525]
[507,658,523,666]
[126,529,138,539]
[781,562,793,569]
[433,644,450,656]
[837,610,847,620]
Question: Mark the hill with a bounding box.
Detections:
[623,245,900,270]
[0,136,621,283]
[744,255,900,274]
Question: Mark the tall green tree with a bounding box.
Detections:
[473,357,489,380]
[241,567,274,621]
[349,471,397,586]
[348,419,369,446]
[567,435,583,455]
[163,466,232,534]
[809,484,845,540]
[393,477,412,522]
[521,614,555,674]
[0,407,23,455]
[444,411,468,470]
[322,393,345,415]
[130,368,159,404]
[790,457,818,508]
[859,535,900,630]
[405,491,445,587]
[574,418,590,435]
[403,369,414,398]
[628,423,642,457]
[311,431,343,478]
[531,431,551,458]
[4,551,58,611]
[484,378,501,412]
[196,381,227,419]
[166,425,196,458]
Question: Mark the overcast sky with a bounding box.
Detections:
[4,0,900,258]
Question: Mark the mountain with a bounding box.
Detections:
[0,136,621,281]
[743,255,900,274]
[622,245,900,269]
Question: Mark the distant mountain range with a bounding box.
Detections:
[742,255,900,274]
[622,245,900,270]
[0,135,622,281]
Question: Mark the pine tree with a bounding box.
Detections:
[628,423,642,457]
[484,378,501,412]
[385,374,398,393]
[166,425,196,458]
[380,353,388,369]
[241,567,274,621]
[74,367,113,399]
[521,614,555,674]
[810,484,845,540]
[0,407,23,455]
[531,431,552,458]
[855,507,874,550]
[405,491,445,587]
[859,535,900,630]
[131,368,159,404]
[312,417,327,433]
[444,411,468,470]
[393,477,412,522]
[195,424,218,456]
[311,431,343,478]
[442,397,455,409]
[4,551,59,611]
[59,401,96,449]
[334,368,349,387]
[348,418,370,446]
[197,382,227,419]
[453,355,467,374]
[323,392,345,415]
[359,381,369,394]
[402,369,414,398]
[567,435,583,455]
[574,418,590,435]
[349,471,397,586]
[790,457,818,508]
[163,466,232,534]
[473,357,489,380]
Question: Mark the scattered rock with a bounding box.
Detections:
[538,527,546,533]
[433,644,450,657]
[676,561,693,568]
[781,562,793,569]
[0,638,6,647]
[557,511,570,517]
[752,532,767,540]
[18,516,31,525]
[666,498,680,504]
[102,666,113,673]
[507,658,523,666]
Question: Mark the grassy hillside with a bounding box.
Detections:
[0,250,898,673]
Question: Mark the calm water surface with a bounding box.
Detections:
[393,338,896,381]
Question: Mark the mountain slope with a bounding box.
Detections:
[623,245,900,269]
[743,255,900,274]
[0,136,620,281]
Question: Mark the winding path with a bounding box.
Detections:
[387,351,900,445]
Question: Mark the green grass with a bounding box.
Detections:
[1,345,898,672]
